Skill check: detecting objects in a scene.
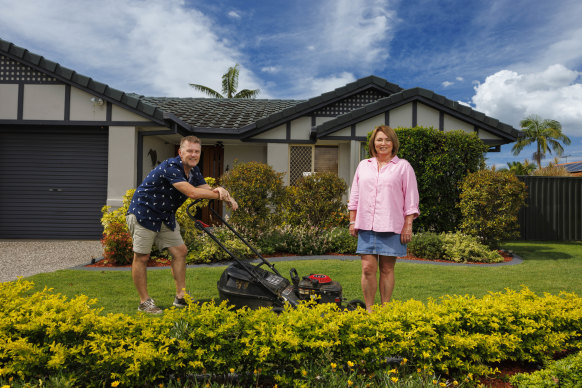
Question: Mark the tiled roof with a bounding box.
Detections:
[138,97,303,130]
[315,87,521,141]
[0,37,167,124]
[243,75,403,138]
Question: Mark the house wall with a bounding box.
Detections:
[251,123,286,140]
[108,126,137,207]
[355,115,385,136]
[224,143,267,172]
[70,88,107,121]
[23,84,66,120]
[268,143,290,185]
[389,104,413,128]
[0,84,18,118]
[290,116,312,140]
[444,114,474,133]
[417,103,440,128]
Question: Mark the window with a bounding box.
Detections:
[289,145,338,185]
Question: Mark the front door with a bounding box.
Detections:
[199,143,224,224]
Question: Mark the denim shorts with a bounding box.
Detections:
[356,230,407,257]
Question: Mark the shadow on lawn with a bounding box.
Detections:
[505,243,579,261]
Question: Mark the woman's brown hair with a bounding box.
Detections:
[368,125,399,157]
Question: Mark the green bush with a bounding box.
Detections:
[441,232,503,263]
[252,225,357,256]
[407,232,445,260]
[459,169,527,249]
[186,225,252,264]
[511,349,582,387]
[282,172,349,228]
[390,127,488,233]
[220,161,286,230]
[100,221,133,265]
[2,281,581,387]
[408,232,503,263]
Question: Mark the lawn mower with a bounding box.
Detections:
[186,200,365,312]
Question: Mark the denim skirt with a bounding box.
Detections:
[356,230,407,257]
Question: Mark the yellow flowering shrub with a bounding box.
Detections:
[1,280,581,387]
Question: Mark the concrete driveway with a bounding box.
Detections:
[0,240,103,283]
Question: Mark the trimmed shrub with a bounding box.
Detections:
[2,281,582,387]
[252,225,357,256]
[220,161,286,230]
[282,172,349,228]
[186,225,252,264]
[459,169,527,249]
[408,231,503,263]
[379,127,488,233]
[407,232,445,260]
[441,232,503,263]
[511,349,582,387]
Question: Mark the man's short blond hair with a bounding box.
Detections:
[180,135,201,149]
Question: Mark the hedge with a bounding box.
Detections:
[1,280,581,387]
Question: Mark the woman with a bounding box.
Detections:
[348,125,419,312]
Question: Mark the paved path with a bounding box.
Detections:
[0,240,522,282]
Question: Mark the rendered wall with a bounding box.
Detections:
[107,126,137,208]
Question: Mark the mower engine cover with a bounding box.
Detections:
[297,273,343,305]
[218,261,296,309]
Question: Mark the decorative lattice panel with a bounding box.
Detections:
[0,55,57,83]
[289,146,312,185]
[314,89,388,116]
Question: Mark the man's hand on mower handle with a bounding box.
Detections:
[212,187,238,211]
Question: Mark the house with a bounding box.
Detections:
[557,161,582,176]
[0,38,521,239]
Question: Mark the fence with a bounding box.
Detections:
[518,176,582,241]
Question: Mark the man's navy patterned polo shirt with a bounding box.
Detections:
[127,155,206,232]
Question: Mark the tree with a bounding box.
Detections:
[512,115,571,168]
[392,127,488,233]
[189,64,260,99]
[458,169,527,249]
[504,160,536,175]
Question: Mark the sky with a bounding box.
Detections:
[1,0,581,168]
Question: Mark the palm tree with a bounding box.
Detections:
[506,160,536,175]
[512,115,571,168]
[189,64,260,99]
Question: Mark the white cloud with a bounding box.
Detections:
[261,66,280,74]
[318,0,396,70]
[0,0,262,97]
[292,72,357,99]
[442,81,454,87]
[227,10,241,19]
[472,64,582,136]
[456,76,464,81]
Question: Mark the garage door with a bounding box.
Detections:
[0,126,108,239]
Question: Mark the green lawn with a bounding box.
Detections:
[23,241,582,316]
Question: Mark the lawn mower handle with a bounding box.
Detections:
[186,199,283,277]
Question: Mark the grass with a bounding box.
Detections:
[22,241,582,316]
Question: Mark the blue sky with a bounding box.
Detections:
[1,0,581,167]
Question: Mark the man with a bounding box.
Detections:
[126,135,237,314]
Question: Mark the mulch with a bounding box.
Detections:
[86,250,513,268]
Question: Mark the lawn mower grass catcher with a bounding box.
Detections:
[186,200,365,312]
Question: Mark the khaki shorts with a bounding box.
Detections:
[126,214,185,254]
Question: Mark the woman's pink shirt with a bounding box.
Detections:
[348,156,420,233]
